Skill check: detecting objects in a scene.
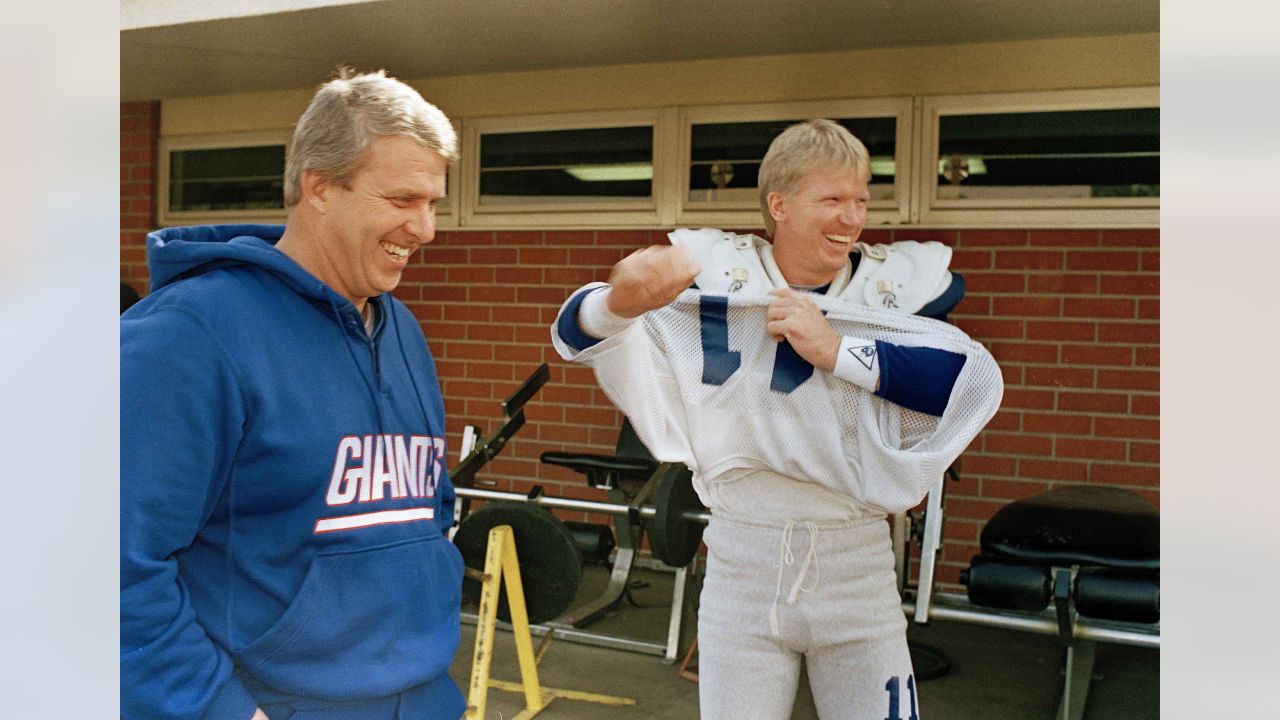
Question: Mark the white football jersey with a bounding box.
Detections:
[552,287,1003,514]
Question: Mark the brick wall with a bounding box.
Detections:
[121,101,159,294]
[403,227,1159,590]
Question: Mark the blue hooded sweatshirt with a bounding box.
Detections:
[121,225,466,720]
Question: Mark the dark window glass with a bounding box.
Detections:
[169,145,285,212]
[478,126,653,204]
[936,108,1159,199]
[688,117,896,202]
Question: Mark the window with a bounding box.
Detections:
[158,131,459,228]
[462,110,671,227]
[917,87,1159,227]
[678,99,913,229]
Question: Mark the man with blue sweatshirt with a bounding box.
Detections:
[122,69,466,720]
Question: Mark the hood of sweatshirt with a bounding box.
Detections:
[147,223,353,310]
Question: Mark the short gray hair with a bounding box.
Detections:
[757,119,870,236]
[284,68,457,207]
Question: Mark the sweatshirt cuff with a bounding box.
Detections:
[831,336,880,392]
[200,675,258,720]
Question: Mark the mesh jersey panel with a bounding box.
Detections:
[559,289,1003,514]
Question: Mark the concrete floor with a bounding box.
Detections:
[451,563,1159,719]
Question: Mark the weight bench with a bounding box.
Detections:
[903,480,1159,720]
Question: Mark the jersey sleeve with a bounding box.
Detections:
[871,340,967,417]
[121,306,258,720]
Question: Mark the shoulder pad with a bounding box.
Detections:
[667,228,774,294]
[839,240,955,314]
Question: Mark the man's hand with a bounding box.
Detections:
[766,288,840,371]
[605,244,701,318]
[251,709,270,720]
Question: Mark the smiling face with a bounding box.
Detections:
[308,134,448,305]
[767,162,870,287]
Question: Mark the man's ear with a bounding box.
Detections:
[766,191,786,224]
[301,170,329,213]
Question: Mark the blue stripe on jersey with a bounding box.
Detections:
[874,341,967,417]
[557,287,605,351]
[771,339,814,393]
[700,295,742,384]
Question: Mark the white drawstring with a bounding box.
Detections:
[768,521,821,637]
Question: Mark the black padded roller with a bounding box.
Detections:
[1073,567,1160,624]
[564,520,616,564]
[963,559,1052,611]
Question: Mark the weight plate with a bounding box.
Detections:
[650,465,706,567]
[454,502,583,624]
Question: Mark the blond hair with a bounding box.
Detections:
[757,119,870,236]
[283,68,457,207]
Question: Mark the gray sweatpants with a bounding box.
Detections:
[697,513,919,720]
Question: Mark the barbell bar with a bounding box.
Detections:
[456,485,712,525]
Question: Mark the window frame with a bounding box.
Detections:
[676,98,914,230]
[459,109,674,229]
[915,86,1160,227]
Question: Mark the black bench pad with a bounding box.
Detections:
[980,486,1159,571]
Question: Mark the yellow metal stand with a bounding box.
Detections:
[465,524,637,719]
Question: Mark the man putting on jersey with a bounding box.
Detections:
[551,119,1003,719]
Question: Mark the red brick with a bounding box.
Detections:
[1018,459,1088,482]
[495,344,549,365]
[962,273,1026,293]
[1138,299,1159,319]
[401,265,445,284]
[981,478,1052,500]
[1025,321,1096,341]
[447,342,495,361]
[1065,250,1140,272]
[958,230,1028,247]
[1000,364,1024,385]
[995,250,1064,270]
[953,318,1023,340]
[544,231,596,245]
[957,454,1018,476]
[1097,369,1159,392]
[1026,274,1099,294]
[990,342,1058,364]
[595,230,650,246]
[999,388,1056,409]
[470,248,519,264]
[954,296,991,316]
[444,379,494,399]
[1134,347,1159,368]
[544,267,599,285]
[1129,441,1160,463]
[1061,344,1132,366]
[1100,275,1160,296]
[1100,229,1160,247]
[1095,417,1159,440]
[465,361,515,381]
[495,231,543,245]
[446,266,494,284]
[1028,230,1100,247]
[1090,463,1160,486]
[992,297,1061,317]
[1129,395,1159,416]
[1099,322,1159,343]
[1142,251,1159,272]
[944,497,1009,522]
[950,249,993,270]
[1056,437,1128,461]
[517,286,574,305]
[568,247,626,266]
[1024,412,1092,435]
[983,433,1053,456]
[439,231,495,246]
[943,520,980,543]
[470,286,517,303]
[1024,366,1094,389]
[444,305,491,322]
[422,321,465,340]
[515,326,552,343]
[1057,391,1130,413]
[516,247,566,265]
[1063,297,1136,319]
[982,410,1021,432]
[419,248,468,264]
[467,325,514,342]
